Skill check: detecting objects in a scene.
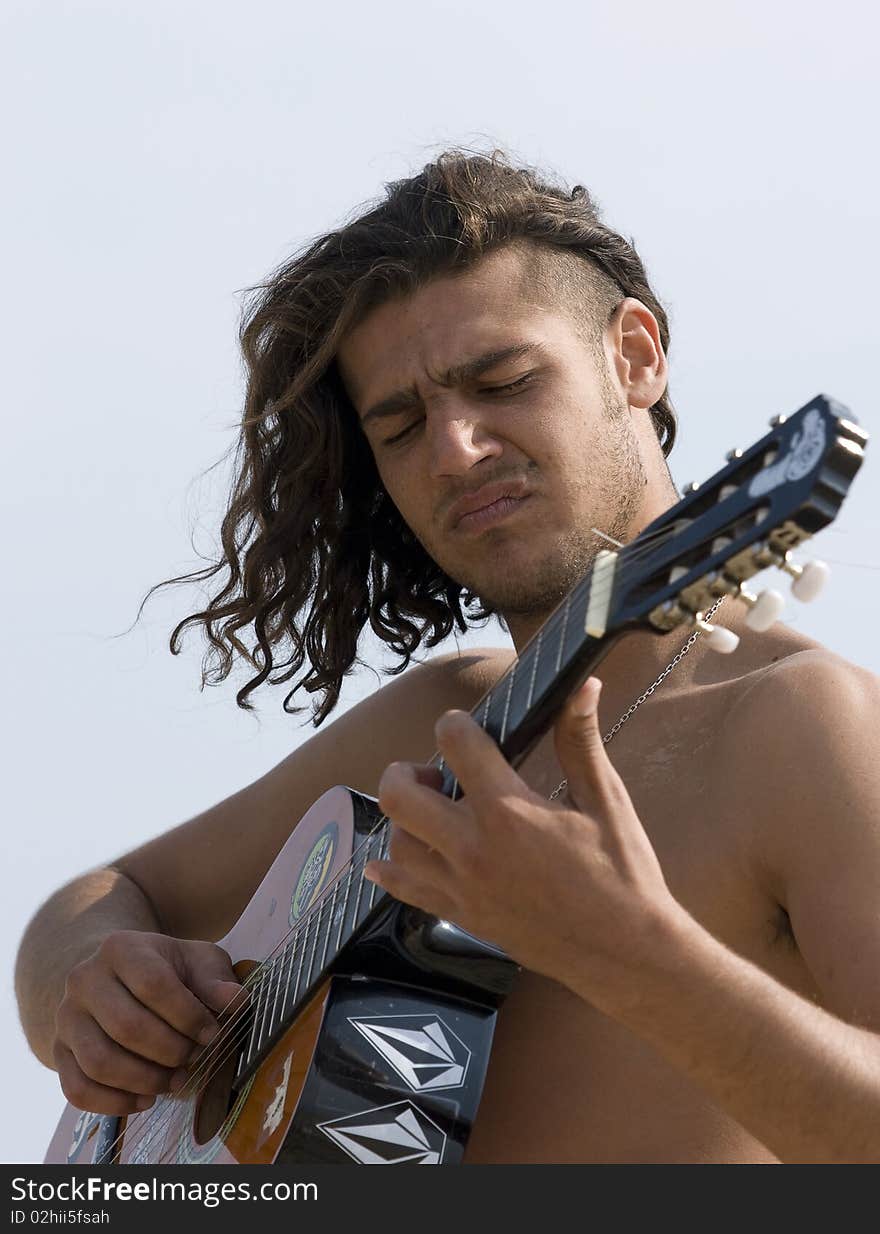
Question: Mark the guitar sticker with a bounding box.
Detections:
[749,407,827,496]
[317,1100,446,1164]
[348,1013,471,1091]
[262,1053,294,1137]
[67,1110,103,1162]
[289,822,338,924]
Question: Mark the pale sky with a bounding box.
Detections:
[2,0,878,1163]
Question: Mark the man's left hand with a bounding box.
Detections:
[365,677,687,1009]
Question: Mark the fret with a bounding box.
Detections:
[555,597,570,673]
[304,894,326,990]
[562,580,589,667]
[262,951,283,1044]
[367,827,388,913]
[319,879,339,971]
[291,904,311,1007]
[504,642,538,742]
[498,663,517,743]
[336,859,355,953]
[526,629,543,708]
[277,934,298,1027]
[367,837,379,910]
[244,966,268,1068]
[477,692,492,729]
[350,838,368,932]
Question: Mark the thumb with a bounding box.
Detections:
[553,676,609,808]
[181,941,248,1015]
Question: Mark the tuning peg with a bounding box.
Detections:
[740,586,786,632]
[694,615,740,653]
[725,448,743,462]
[781,557,830,602]
[769,413,788,427]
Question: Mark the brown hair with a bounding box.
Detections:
[146,149,677,724]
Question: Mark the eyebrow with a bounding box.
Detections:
[358,342,544,429]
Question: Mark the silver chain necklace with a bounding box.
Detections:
[547,595,726,801]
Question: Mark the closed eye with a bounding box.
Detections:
[383,418,425,446]
[382,374,534,446]
[483,374,534,395]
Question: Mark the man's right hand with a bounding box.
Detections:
[53,931,245,1116]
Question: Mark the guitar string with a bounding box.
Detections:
[106,514,740,1164]
[106,516,737,1164]
[103,516,739,1161]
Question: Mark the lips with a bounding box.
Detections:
[446,479,532,531]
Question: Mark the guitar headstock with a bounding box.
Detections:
[610,394,868,641]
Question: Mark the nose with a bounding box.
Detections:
[425,403,504,477]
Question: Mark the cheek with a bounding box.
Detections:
[377,467,429,534]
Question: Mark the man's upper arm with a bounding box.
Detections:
[730,649,880,1028]
[110,645,514,943]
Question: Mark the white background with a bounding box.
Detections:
[2,0,878,1163]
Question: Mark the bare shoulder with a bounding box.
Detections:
[725,644,880,750]
[717,645,880,898]
[112,644,514,941]
[716,646,880,1022]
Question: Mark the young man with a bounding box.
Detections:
[16,151,880,1163]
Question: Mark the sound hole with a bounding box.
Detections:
[193,958,255,1145]
[192,1048,237,1144]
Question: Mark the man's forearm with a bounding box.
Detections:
[578,908,880,1163]
[14,868,162,1068]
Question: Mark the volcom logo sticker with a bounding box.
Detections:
[317,1100,446,1164]
[348,1013,470,1091]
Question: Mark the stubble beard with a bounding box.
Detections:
[451,398,646,622]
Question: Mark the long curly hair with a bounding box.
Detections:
[147,149,678,725]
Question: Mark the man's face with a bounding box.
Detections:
[336,244,646,621]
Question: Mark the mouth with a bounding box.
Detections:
[454,493,531,534]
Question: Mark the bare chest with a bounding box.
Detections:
[461,694,811,1163]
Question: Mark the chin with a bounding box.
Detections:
[461,565,582,618]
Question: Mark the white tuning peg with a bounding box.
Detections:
[740,586,786,632]
[781,557,830,602]
[694,616,740,653]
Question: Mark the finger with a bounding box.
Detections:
[363,858,456,920]
[113,949,229,1047]
[55,1040,163,1117]
[411,763,445,792]
[433,709,524,800]
[377,762,460,852]
[388,823,452,877]
[63,973,196,1070]
[65,1012,179,1096]
[553,677,620,810]
[178,943,247,1019]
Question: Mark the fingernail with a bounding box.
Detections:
[572,678,600,715]
[198,1024,219,1046]
[136,1095,155,1111]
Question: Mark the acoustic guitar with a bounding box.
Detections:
[45,394,867,1165]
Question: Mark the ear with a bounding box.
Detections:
[606,297,668,411]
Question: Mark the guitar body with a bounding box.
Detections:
[45,786,517,1166]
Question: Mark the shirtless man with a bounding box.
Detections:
[15,151,880,1163]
